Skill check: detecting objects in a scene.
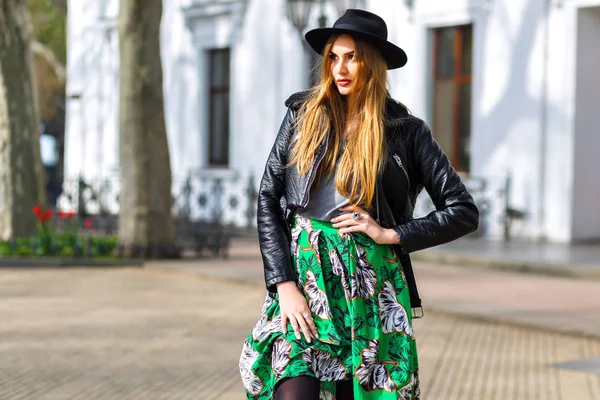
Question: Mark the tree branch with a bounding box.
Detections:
[31,39,65,83]
[53,0,67,14]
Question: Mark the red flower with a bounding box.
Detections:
[33,206,42,216]
[84,219,93,229]
[66,211,76,219]
[58,211,66,219]
[41,209,53,222]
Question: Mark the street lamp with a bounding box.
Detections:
[286,0,313,34]
[287,0,366,34]
[285,0,366,87]
[334,0,365,17]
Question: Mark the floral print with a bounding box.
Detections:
[305,270,333,319]
[379,281,413,337]
[272,338,293,379]
[350,246,378,299]
[239,217,419,399]
[303,348,347,381]
[240,340,264,395]
[355,339,398,392]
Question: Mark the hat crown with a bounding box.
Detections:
[303,9,407,69]
[333,9,388,41]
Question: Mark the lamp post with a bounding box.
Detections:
[287,0,367,35]
[286,0,313,35]
[334,0,365,17]
[286,0,366,87]
[286,0,316,87]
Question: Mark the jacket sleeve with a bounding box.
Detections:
[392,120,479,254]
[257,107,297,292]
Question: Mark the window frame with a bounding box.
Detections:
[431,24,473,173]
[207,47,231,167]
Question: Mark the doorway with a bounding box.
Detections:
[572,6,600,241]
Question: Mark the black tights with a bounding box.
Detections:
[274,376,354,400]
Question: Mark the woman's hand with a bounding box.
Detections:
[276,281,319,343]
[331,205,400,245]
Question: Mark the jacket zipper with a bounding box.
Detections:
[300,140,329,207]
[375,183,381,224]
[393,153,410,190]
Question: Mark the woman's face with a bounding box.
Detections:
[329,35,358,96]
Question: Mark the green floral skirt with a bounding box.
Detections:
[240,217,420,399]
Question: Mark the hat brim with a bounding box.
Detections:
[304,28,407,70]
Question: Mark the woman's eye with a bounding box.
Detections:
[329,54,337,61]
[348,54,354,60]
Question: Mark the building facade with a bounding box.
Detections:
[64,0,600,243]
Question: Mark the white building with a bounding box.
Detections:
[64,0,600,243]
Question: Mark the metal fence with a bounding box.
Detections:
[412,173,527,241]
[48,171,526,255]
[49,172,259,257]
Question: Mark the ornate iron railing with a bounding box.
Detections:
[412,174,526,240]
[48,171,259,257]
[49,171,527,249]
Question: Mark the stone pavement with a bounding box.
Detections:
[147,238,600,339]
[1,267,600,399]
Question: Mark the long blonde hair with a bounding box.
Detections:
[288,35,389,208]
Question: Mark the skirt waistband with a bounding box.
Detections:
[292,216,372,243]
[292,216,334,230]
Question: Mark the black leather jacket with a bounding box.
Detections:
[257,91,479,309]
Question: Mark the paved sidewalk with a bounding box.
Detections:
[146,238,600,339]
[412,237,600,280]
[1,267,599,399]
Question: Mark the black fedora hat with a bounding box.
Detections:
[304,9,407,69]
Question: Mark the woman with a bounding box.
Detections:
[240,9,479,400]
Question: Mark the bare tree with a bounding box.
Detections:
[118,0,175,257]
[28,0,68,83]
[0,0,47,239]
[31,40,65,82]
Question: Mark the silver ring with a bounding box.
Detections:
[352,211,362,221]
[303,314,312,320]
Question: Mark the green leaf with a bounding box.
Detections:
[0,241,13,256]
[366,310,381,329]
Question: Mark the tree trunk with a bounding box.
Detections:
[0,0,46,239]
[118,0,175,258]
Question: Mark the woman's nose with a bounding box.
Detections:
[335,60,348,74]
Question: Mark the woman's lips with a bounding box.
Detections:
[337,79,351,87]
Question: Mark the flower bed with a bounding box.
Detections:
[0,206,118,258]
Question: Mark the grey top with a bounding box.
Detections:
[295,151,350,222]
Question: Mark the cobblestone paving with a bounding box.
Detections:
[0,268,599,399]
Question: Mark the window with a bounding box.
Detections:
[208,48,231,166]
[431,25,473,173]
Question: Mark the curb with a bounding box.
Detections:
[410,251,600,281]
[424,306,600,341]
[0,257,145,268]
